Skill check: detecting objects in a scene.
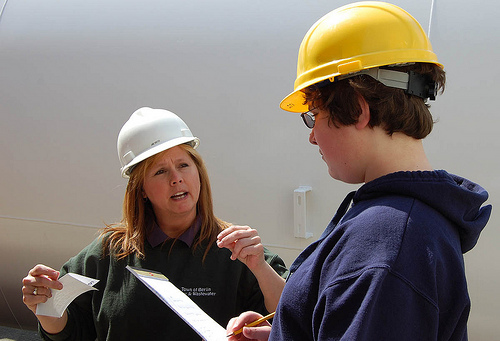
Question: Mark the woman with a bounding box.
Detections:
[22,107,287,340]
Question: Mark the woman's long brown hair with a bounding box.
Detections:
[100,144,229,261]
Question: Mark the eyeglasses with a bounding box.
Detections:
[300,111,315,129]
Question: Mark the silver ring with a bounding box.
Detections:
[33,287,38,296]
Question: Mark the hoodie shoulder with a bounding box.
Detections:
[356,170,492,253]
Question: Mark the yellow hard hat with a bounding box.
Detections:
[280,1,443,113]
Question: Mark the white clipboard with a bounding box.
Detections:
[126,266,226,341]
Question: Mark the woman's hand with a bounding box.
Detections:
[217,225,285,312]
[22,264,63,314]
[217,225,266,271]
[22,264,68,334]
[226,311,272,341]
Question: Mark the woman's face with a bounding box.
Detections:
[142,146,201,223]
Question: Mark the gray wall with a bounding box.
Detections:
[1,0,498,338]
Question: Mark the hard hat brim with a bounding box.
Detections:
[280,88,309,113]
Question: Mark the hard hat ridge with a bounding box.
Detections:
[117,107,200,178]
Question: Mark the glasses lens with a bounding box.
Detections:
[301,112,315,128]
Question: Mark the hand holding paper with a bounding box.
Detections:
[36,273,99,318]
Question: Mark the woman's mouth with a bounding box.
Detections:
[171,192,188,200]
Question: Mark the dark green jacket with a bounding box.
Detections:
[40,235,287,340]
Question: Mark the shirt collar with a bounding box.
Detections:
[147,215,201,248]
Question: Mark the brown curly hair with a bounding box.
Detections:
[303,63,446,139]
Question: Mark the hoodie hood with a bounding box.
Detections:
[354,170,492,253]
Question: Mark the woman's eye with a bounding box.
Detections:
[179,163,189,168]
[154,169,165,176]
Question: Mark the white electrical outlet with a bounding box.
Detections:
[294,186,313,239]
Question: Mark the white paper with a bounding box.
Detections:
[36,273,99,317]
[127,266,226,341]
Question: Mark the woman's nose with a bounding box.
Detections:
[170,172,183,185]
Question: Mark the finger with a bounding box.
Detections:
[29,264,60,280]
[23,266,63,291]
[230,236,263,260]
[220,234,262,261]
[23,275,63,291]
[235,242,264,261]
[34,286,53,297]
[22,283,53,298]
[217,225,238,240]
[218,228,257,247]
[226,311,264,334]
[217,225,251,241]
[22,285,51,313]
[242,325,272,340]
[21,285,37,296]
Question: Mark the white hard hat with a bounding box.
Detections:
[117,107,200,178]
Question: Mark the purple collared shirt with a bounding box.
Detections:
[147,216,202,248]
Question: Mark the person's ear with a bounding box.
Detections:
[355,95,370,130]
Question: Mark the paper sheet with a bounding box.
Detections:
[126,266,226,341]
[36,273,99,317]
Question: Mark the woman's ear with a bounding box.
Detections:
[355,95,371,130]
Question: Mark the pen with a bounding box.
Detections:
[226,311,275,337]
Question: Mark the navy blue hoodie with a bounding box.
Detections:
[271,170,491,341]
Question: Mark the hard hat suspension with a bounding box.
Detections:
[337,68,437,101]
